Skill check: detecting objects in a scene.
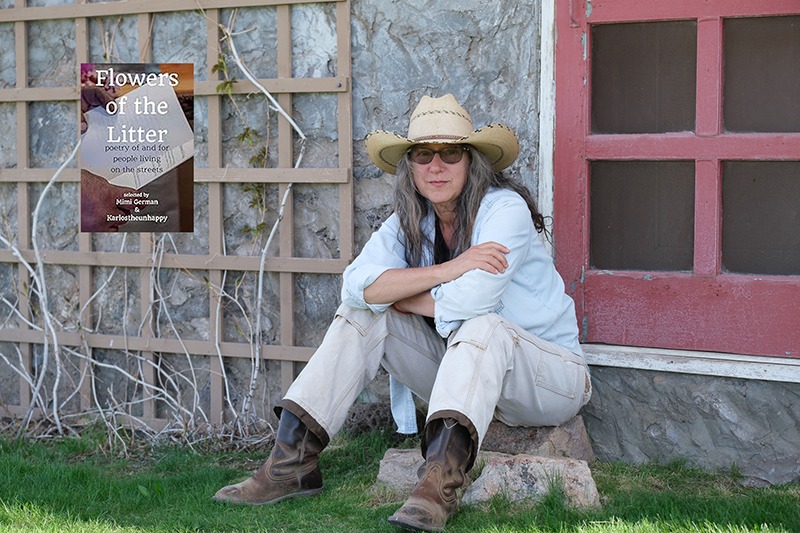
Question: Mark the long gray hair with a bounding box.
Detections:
[394,146,547,268]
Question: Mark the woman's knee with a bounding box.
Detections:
[333,303,384,336]
[449,313,507,349]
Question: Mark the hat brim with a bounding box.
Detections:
[365,123,519,175]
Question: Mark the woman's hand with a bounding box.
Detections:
[439,241,509,281]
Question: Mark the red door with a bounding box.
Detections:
[555,0,800,357]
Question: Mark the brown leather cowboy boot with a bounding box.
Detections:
[388,418,476,532]
[213,408,325,505]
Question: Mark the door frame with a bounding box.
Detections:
[551,0,800,358]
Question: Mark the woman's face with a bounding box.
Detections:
[409,143,470,215]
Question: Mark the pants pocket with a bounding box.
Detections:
[534,347,584,400]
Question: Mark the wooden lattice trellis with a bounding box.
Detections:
[0,0,353,430]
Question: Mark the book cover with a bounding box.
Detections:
[79,63,194,232]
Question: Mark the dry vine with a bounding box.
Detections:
[0,10,309,452]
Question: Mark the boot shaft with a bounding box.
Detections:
[271,409,324,467]
[419,418,474,496]
[261,408,324,482]
[388,418,477,531]
[212,407,325,505]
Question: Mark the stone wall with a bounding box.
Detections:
[582,366,800,487]
[351,0,543,250]
[0,1,543,427]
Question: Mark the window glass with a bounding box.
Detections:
[722,161,800,275]
[592,21,697,134]
[591,161,695,270]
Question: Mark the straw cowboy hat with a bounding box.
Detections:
[365,94,520,174]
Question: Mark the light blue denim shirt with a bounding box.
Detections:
[341,188,583,433]
[342,188,583,355]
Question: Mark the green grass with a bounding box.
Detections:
[1,429,798,532]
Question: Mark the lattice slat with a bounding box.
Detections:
[0,0,353,429]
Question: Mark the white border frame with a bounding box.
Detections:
[537,0,556,256]
[584,344,800,384]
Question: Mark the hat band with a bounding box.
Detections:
[411,108,471,120]
[410,134,464,142]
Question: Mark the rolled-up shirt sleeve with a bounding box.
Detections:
[341,214,409,313]
[431,194,534,337]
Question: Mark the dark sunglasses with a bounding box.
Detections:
[408,145,469,165]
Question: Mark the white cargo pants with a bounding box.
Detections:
[284,304,591,447]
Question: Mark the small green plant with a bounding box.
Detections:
[211,54,273,243]
[211,55,237,96]
[248,145,268,167]
[236,127,257,146]
[729,462,744,483]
